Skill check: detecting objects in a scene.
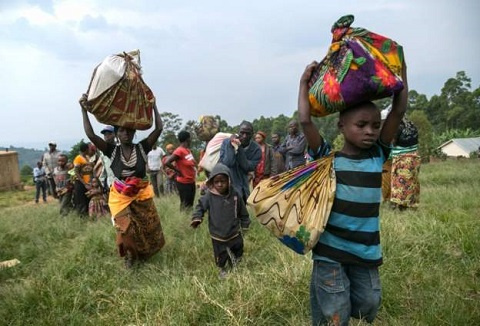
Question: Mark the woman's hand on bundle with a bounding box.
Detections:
[79,94,89,111]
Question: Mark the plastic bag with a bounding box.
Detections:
[308,15,404,117]
[198,132,232,172]
[85,50,155,130]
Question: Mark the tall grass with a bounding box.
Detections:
[1,159,479,325]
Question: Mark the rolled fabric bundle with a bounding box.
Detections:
[308,15,404,117]
[247,154,336,255]
[85,50,155,130]
[195,115,219,142]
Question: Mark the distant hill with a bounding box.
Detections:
[0,146,74,169]
[3,146,45,169]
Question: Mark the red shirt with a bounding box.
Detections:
[173,146,196,184]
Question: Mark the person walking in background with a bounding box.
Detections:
[280,120,307,170]
[219,121,261,203]
[165,131,197,210]
[42,141,60,199]
[98,125,116,202]
[73,142,94,217]
[33,161,47,203]
[81,95,166,268]
[271,133,286,175]
[252,131,277,187]
[147,143,166,197]
[191,163,250,279]
[53,154,73,215]
[390,117,420,210]
[298,59,408,325]
[162,144,177,194]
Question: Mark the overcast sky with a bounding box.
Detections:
[1,0,479,150]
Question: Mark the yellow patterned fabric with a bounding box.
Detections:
[247,154,336,254]
[108,182,154,217]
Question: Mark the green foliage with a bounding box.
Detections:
[4,146,44,169]
[432,128,479,149]
[0,160,479,325]
[159,112,183,148]
[414,71,479,133]
[333,133,344,150]
[67,139,87,162]
[20,164,33,176]
[408,110,433,159]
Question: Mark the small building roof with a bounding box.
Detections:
[437,137,480,153]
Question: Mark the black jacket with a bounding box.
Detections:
[192,163,250,241]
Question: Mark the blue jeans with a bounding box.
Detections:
[310,260,382,326]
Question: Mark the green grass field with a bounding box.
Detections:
[1,159,479,325]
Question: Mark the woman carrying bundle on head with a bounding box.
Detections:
[80,94,165,268]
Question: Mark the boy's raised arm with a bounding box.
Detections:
[298,61,324,153]
[380,60,408,144]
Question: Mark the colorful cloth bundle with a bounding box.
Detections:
[247,155,336,254]
[195,115,220,142]
[308,15,404,117]
[113,177,150,197]
[86,50,155,130]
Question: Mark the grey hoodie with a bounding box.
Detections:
[192,163,250,241]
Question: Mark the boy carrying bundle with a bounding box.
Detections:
[298,58,408,325]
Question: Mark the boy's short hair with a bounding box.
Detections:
[58,154,68,160]
[339,101,378,121]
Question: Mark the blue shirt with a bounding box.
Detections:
[310,140,391,267]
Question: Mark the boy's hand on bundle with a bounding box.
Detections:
[190,219,202,228]
[300,61,318,86]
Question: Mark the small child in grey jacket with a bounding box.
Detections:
[191,163,250,278]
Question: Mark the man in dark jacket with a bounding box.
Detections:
[191,163,250,278]
[219,121,261,202]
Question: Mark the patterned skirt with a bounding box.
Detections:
[381,159,392,202]
[390,153,421,208]
[88,196,109,218]
[113,198,165,260]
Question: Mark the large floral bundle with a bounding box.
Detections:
[308,15,404,117]
[247,155,336,254]
[85,50,155,130]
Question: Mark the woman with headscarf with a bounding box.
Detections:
[253,131,277,188]
[164,131,197,210]
[80,94,165,268]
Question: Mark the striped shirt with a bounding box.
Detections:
[309,140,391,267]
